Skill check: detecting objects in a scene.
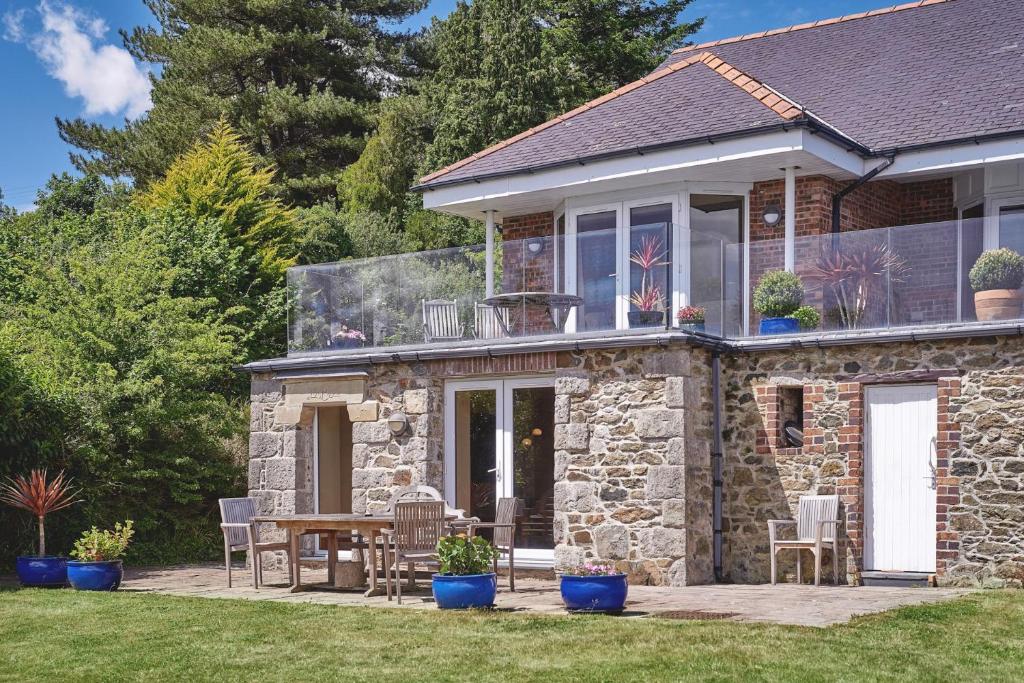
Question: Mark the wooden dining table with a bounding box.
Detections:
[254,513,461,596]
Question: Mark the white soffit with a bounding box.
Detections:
[880,137,1024,179]
[422,130,865,218]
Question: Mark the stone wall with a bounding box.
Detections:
[721,336,1024,586]
[552,345,715,586]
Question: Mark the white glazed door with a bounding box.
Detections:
[864,384,938,572]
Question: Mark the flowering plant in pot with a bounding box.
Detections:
[432,534,498,609]
[68,520,133,591]
[0,469,78,587]
[969,248,1024,321]
[676,305,706,333]
[753,270,804,335]
[559,561,628,614]
[627,235,668,328]
[330,325,366,349]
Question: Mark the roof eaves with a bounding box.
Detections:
[670,0,953,57]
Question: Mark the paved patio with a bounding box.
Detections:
[109,564,972,627]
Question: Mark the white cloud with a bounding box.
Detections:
[4,2,152,119]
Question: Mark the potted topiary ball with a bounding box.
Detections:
[970,248,1024,321]
[559,561,628,614]
[754,270,805,335]
[67,520,134,591]
[432,534,498,609]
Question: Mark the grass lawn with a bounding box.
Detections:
[1,589,1023,682]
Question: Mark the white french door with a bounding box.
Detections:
[864,384,938,573]
[444,377,556,564]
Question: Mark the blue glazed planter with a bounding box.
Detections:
[67,560,123,591]
[559,574,629,613]
[16,556,67,587]
[431,573,497,609]
[759,316,800,335]
[679,322,706,333]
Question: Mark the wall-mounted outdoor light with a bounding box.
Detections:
[761,203,782,227]
[526,238,545,256]
[387,411,409,436]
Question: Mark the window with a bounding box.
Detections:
[960,203,984,321]
[778,386,805,449]
[999,204,1024,254]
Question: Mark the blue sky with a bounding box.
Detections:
[0,0,886,211]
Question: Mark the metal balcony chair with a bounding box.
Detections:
[219,497,293,589]
[422,299,464,342]
[473,303,511,339]
[381,500,447,604]
[768,494,841,586]
[468,497,520,591]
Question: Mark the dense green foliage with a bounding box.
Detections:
[57,0,428,204]
[70,521,135,562]
[969,247,1024,292]
[2,590,1023,681]
[753,270,805,318]
[436,534,499,575]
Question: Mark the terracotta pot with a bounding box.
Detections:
[974,289,1024,321]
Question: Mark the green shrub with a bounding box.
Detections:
[71,521,134,562]
[790,305,821,330]
[969,248,1024,292]
[753,270,804,317]
[437,534,498,576]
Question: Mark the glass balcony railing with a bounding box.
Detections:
[286,216,1019,355]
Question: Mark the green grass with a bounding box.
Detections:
[1,589,1023,682]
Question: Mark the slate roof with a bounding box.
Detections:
[417,0,1024,189]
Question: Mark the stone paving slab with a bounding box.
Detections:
[97,564,974,628]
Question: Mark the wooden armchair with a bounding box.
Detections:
[468,497,519,591]
[381,500,447,604]
[473,303,511,339]
[768,494,841,586]
[219,497,292,589]
[422,299,464,342]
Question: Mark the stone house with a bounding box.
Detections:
[245,0,1024,588]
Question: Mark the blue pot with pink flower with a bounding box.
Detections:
[559,562,628,613]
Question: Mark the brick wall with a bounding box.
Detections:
[501,212,556,334]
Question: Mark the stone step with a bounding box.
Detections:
[861,571,933,588]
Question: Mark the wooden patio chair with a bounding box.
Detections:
[219,497,293,589]
[468,497,519,591]
[768,494,841,586]
[473,303,511,339]
[381,500,446,604]
[422,299,464,342]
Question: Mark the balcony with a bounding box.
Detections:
[286,216,1021,357]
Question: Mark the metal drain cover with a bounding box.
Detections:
[651,610,739,621]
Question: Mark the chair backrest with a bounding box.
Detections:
[493,497,520,549]
[389,485,442,509]
[797,495,839,541]
[474,303,509,340]
[219,497,257,547]
[423,299,462,341]
[392,500,446,553]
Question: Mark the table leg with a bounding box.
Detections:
[363,526,387,597]
[327,532,338,586]
[289,528,303,593]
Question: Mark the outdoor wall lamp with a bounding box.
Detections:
[761,203,782,227]
[526,238,545,256]
[387,411,409,435]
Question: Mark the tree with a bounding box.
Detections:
[140,121,298,363]
[57,0,429,205]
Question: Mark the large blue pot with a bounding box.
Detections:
[431,573,497,609]
[15,556,67,587]
[67,560,123,591]
[759,316,800,335]
[559,574,629,613]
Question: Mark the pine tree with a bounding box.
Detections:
[57,0,427,205]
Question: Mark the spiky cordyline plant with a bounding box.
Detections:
[805,242,910,329]
[0,470,79,557]
[629,235,668,312]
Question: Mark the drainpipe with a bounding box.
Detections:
[831,157,896,235]
[711,351,724,582]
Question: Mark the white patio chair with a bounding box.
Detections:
[422,299,464,342]
[219,497,293,589]
[473,303,511,339]
[468,497,519,591]
[768,494,841,586]
[382,500,446,604]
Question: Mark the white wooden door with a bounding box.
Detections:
[865,384,938,572]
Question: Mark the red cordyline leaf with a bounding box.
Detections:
[0,469,79,517]
[629,235,668,271]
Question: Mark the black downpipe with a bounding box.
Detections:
[831,157,896,235]
[711,351,724,582]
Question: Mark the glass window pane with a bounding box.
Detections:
[629,204,671,317]
[511,387,555,550]
[690,194,744,336]
[454,390,496,524]
[961,204,984,321]
[999,205,1024,255]
[555,214,565,293]
[576,211,617,331]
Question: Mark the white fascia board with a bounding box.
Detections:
[421,130,818,211]
[881,137,1024,178]
[800,131,867,176]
